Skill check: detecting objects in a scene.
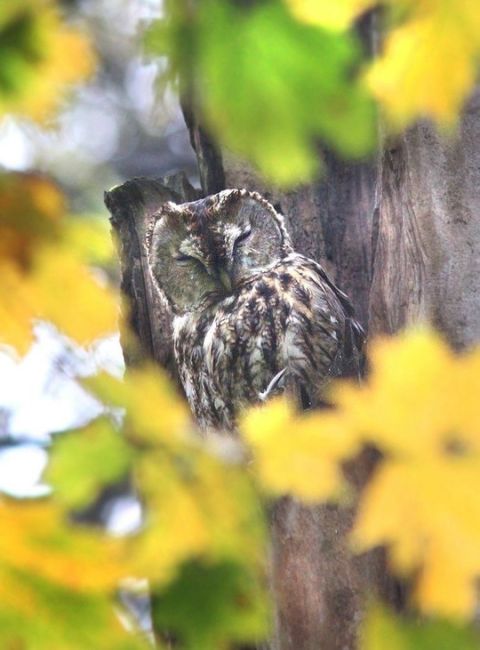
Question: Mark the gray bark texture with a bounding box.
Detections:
[104,173,200,379]
[104,94,480,650]
[369,93,480,348]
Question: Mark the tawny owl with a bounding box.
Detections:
[147,189,364,431]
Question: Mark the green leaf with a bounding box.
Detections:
[0,2,95,121]
[362,604,480,650]
[151,559,269,650]
[0,8,43,98]
[0,567,148,650]
[146,0,376,185]
[47,417,132,509]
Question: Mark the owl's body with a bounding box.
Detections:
[148,189,363,431]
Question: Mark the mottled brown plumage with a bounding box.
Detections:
[147,189,363,430]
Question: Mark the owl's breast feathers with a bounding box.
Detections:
[173,254,364,430]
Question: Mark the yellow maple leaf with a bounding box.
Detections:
[366,0,480,126]
[131,447,264,585]
[85,363,263,585]
[241,328,480,618]
[0,244,118,353]
[242,398,357,502]
[0,261,38,352]
[130,454,211,584]
[0,174,118,352]
[32,245,118,346]
[0,498,128,593]
[85,365,191,447]
[352,457,480,617]
[286,0,374,31]
[0,173,64,267]
[0,1,96,121]
[332,329,465,456]
[453,346,480,452]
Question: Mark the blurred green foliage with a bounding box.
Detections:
[362,605,480,650]
[152,559,268,650]
[0,0,94,121]
[47,417,132,509]
[146,0,376,184]
[0,568,147,650]
[0,8,43,98]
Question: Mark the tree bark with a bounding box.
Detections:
[104,173,200,380]
[369,93,480,347]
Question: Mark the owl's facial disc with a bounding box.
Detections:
[148,189,291,314]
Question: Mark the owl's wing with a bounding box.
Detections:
[284,257,365,408]
[318,270,365,381]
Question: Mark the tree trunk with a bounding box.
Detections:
[105,132,389,649]
[369,93,480,347]
[104,173,200,379]
[104,87,480,650]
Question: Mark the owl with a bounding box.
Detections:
[147,189,364,431]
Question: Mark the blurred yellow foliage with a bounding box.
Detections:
[241,398,357,502]
[132,449,263,585]
[0,173,63,267]
[286,0,372,31]
[333,329,480,457]
[86,366,191,446]
[0,0,95,121]
[0,243,118,353]
[0,173,118,353]
[0,498,127,593]
[243,329,480,618]
[367,0,480,126]
[84,367,265,587]
[353,458,480,618]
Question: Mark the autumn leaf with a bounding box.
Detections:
[332,329,464,457]
[366,0,480,126]
[0,244,118,353]
[0,566,148,650]
[0,0,96,121]
[85,365,191,447]
[324,329,480,617]
[240,328,480,618]
[0,173,64,268]
[86,364,265,589]
[352,456,480,618]
[286,0,374,31]
[31,245,118,346]
[361,603,480,650]
[0,498,128,593]
[130,447,264,586]
[241,398,357,502]
[47,417,133,509]
[0,174,118,353]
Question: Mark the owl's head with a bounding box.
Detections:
[147,189,293,315]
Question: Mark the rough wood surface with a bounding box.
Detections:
[104,172,201,380]
[369,92,480,347]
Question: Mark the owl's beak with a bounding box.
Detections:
[218,268,233,292]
